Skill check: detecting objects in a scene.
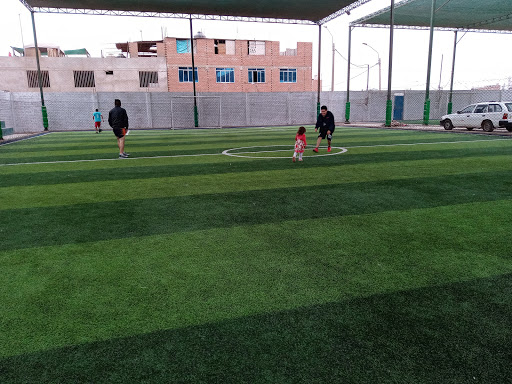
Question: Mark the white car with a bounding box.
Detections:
[440,101,512,132]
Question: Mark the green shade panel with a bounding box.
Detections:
[23,0,365,23]
[352,0,512,32]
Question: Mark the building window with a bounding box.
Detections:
[216,68,235,83]
[248,41,265,55]
[105,71,114,75]
[73,71,95,87]
[248,68,265,83]
[176,39,196,54]
[27,70,50,88]
[215,39,235,55]
[280,68,297,83]
[178,67,198,82]
[139,71,159,87]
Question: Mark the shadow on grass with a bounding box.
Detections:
[1,273,511,383]
[2,171,512,251]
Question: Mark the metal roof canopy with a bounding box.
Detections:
[20,0,374,130]
[20,0,371,25]
[351,0,512,33]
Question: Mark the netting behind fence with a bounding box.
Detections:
[2,89,512,133]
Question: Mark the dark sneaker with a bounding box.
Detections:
[122,152,130,157]
[99,129,103,133]
[119,153,129,158]
[313,148,319,153]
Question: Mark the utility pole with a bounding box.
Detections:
[324,26,335,92]
[331,41,335,92]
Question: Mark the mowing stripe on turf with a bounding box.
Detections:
[0,136,510,167]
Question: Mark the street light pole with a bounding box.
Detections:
[362,42,381,91]
[324,26,335,92]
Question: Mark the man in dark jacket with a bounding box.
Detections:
[313,105,335,153]
[108,99,130,158]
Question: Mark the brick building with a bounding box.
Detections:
[160,37,317,92]
[0,37,318,93]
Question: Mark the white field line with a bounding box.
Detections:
[0,153,220,167]
[0,137,509,167]
[346,138,509,148]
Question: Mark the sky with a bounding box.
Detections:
[0,0,511,91]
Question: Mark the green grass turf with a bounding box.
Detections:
[1,126,512,383]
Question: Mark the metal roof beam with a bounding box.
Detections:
[29,7,316,24]
[350,23,512,34]
[318,0,373,24]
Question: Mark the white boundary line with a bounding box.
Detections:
[0,137,509,167]
[0,153,220,167]
[347,138,509,148]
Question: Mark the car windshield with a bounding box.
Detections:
[460,105,475,113]
[505,103,512,112]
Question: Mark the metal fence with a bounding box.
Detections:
[1,89,512,133]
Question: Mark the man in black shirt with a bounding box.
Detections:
[313,105,335,153]
[108,99,130,158]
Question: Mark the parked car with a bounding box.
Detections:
[440,101,512,132]
[499,108,512,132]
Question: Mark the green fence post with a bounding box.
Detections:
[345,102,351,123]
[423,99,430,125]
[385,99,393,127]
[447,102,453,115]
[42,106,49,130]
[193,105,199,128]
[0,121,4,140]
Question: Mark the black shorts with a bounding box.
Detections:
[318,128,334,139]
[113,128,127,138]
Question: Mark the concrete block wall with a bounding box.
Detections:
[3,89,511,133]
[0,57,168,93]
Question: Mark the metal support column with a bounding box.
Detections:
[317,24,322,118]
[385,0,395,127]
[423,0,436,125]
[447,30,458,114]
[345,26,352,123]
[30,11,48,130]
[189,15,198,127]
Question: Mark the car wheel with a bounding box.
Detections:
[443,119,453,130]
[466,127,474,131]
[482,120,494,132]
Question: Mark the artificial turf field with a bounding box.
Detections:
[1,126,512,383]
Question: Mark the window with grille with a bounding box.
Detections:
[176,39,197,54]
[139,71,159,87]
[248,68,265,83]
[73,71,95,87]
[178,67,198,82]
[248,41,265,55]
[216,68,235,83]
[280,68,297,83]
[27,70,50,88]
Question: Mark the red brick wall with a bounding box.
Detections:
[164,37,315,93]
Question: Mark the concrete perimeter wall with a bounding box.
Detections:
[1,89,511,133]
